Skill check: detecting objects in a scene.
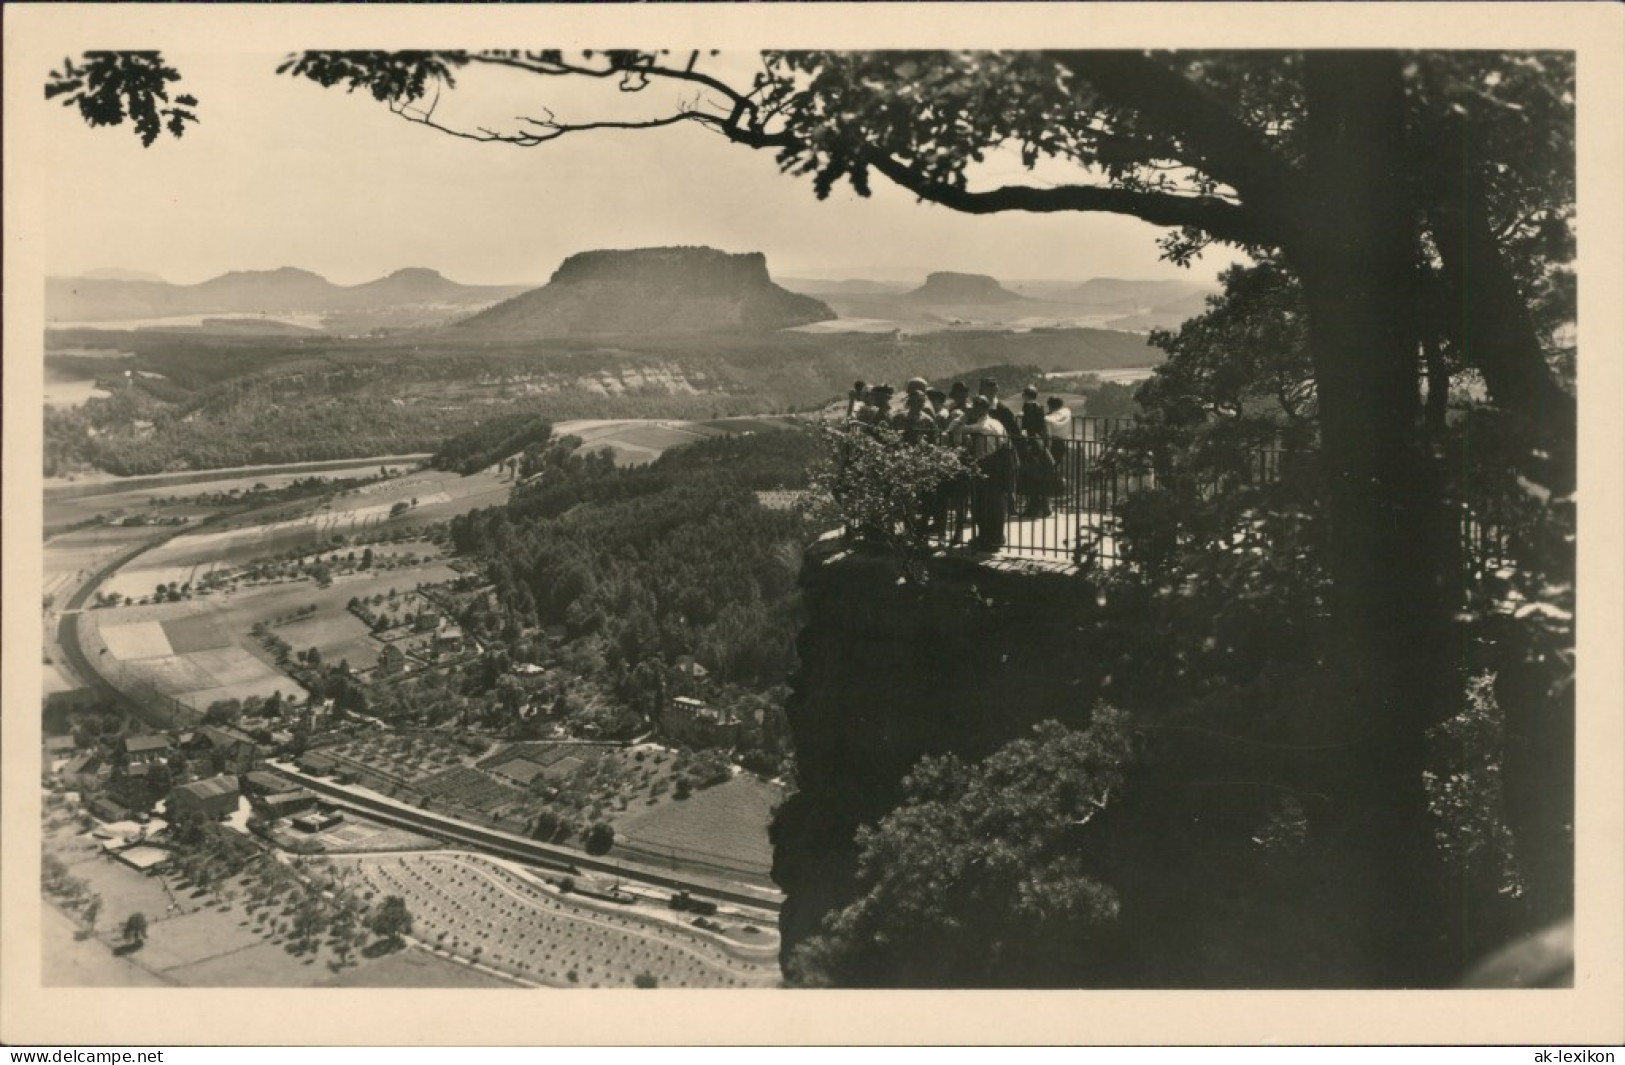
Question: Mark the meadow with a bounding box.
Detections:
[614,775,784,883]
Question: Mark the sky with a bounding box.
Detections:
[42,51,1244,289]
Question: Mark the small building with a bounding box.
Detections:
[296,750,341,776]
[168,775,240,821]
[241,770,298,799]
[121,734,172,766]
[116,845,171,875]
[414,610,441,633]
[660,696,741,749]
[433,626,465,655]
[291,808,343,833]
[44,735,79,756]
[88,796,131,824]
[258,789,319,818]
[180,726,260,774]
[377,643,408,677]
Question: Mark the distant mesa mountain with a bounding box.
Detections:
[454,247,837,336]
[903,272,1024,304]
[46,266,528,326]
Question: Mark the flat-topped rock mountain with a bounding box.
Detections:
[903,271,1024,304]
[453,247,836,336]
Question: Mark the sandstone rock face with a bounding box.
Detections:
[455,247,837,336]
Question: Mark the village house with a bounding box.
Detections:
[433,625,465,656]
[168,774,241,820]
[120,733,172,767]
[178,726,260,775]
[240,769,298,799]
[291,807,343,833]
[256,789,319,819]
[377,643,408,677]
[660,696,741,749]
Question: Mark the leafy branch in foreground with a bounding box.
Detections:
[45,52,197,146]
[801,423,967,581]
[790,711,1134,987]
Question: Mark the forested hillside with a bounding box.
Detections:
[444,431,819,752]
[44,326,1157,475]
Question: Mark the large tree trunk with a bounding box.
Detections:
[1428,186,1577,498]
[1285,52,1465,986]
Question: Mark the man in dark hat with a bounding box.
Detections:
[1018,385,1055,518]
[856,383,894,433]
[956,395,1011,551]
[846,380,869,422]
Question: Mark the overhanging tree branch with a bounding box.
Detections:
[1047,51,1299,210]
[865,153,1270,245]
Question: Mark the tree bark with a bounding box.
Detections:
[1286,52,1464,986]
[1428,195,1577,496]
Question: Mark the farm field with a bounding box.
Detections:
[344,852,780,988]
[80,599,305,711]
[43,524,162,602]
[275,611,383,671]
[614,775,784,882]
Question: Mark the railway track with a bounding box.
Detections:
[272,764,784,916]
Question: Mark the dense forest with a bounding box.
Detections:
[43,325,1157,475]
[449,431,819,732]
[428,413,554,474]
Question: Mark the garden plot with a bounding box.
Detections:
[99,620,175,660]
[615,775,783,881]
[161,613,234,653]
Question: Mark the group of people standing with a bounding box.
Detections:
[844,375,1073,551]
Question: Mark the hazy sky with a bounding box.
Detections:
[43,51,1243,288]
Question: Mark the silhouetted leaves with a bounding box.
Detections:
[46,52,198,146]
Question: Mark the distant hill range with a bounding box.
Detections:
[45,267,530,328]
[453,247,836,336]
[783,272,1215,334]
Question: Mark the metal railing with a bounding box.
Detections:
[926,415,1509,580]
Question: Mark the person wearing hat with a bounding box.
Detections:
[892,388,939,445]
[846,380,870,422]
[855,383,894,433]
[904,377,937,417]
[957,395,1011,551]
[1018,385,1056,518]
